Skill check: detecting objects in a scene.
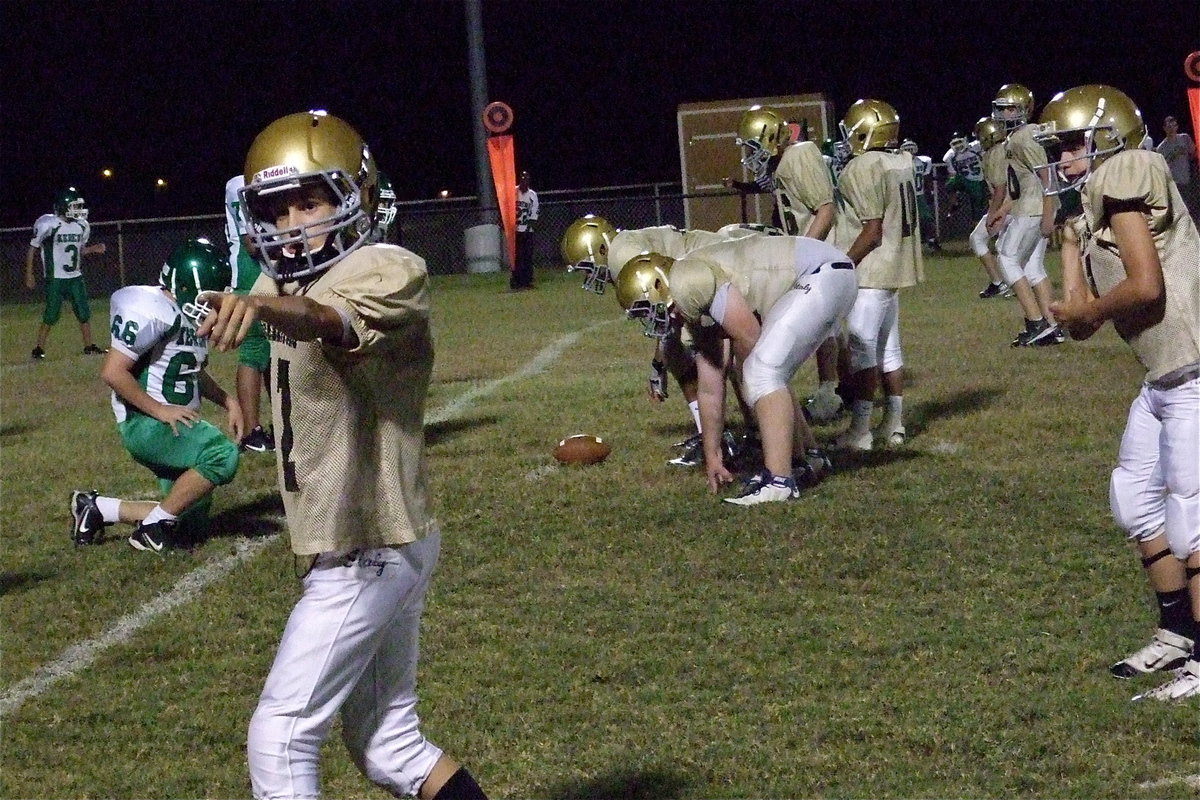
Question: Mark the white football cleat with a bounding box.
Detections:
[876,420,906,447]
[835,427,873,452]
[1110,628,1194,679]
[723,471,799,506]
[1132,659,1200,702]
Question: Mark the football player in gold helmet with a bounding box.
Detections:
[730,105,849,424]
[991,83,1035,133]
[983,84,1065,347]
[637,235,854,504]
[965,116,1013,300]
[833,99,922,452]
[561,214,620,293]
[1036,85,1200,703]
[195,110,491,800]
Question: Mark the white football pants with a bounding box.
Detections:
[846,287,903,374]
[248,532,444,800]
[996,215,1048,288]
[1109,376,1200,558]
[742,263,857,406]
[969,215,994,257]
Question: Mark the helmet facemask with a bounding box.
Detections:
[65,200,88,221]
[1035,123,1127,195]
[991,100,1028,132]
[159,239,231,326]
[626,299,674,340]
[949,134,969,154]
[737,138,775,189]
[376,191,397,231]
[241,170,371,281]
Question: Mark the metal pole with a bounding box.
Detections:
[465,0,496,225]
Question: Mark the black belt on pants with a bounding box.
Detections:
[811,261,854,275]
[1147,362,1200,391]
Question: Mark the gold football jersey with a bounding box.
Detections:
[982,142,1008,194]
[1005,124,1049,217]
[252,245,437,555]
[837,150,924,289]
[608,226,686,283]
[1076,149,1200,381]
[671,235,836,323]
[773,141,837,238]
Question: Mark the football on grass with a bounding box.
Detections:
[553,434,611,465]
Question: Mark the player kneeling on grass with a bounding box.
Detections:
[618,235,855,506]
[1036,85,1200,702]
[70,238,242,553]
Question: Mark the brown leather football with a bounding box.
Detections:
[553,434,612,465]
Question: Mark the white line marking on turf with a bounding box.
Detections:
[1138,774,1200,790]
[0,324,605,717]
[426,321,611,426]
[0,535,277,717]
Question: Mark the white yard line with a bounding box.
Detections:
[0,324,608,717]
[1138,773,1200,791]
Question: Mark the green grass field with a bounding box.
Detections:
[2,247,1197,799]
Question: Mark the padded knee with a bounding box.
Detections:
[969,217,991,256]
[996,253,1024,287]
[880,334,903,373]
[1110,466,1165,541]
[196,436,240,486]
[741,353,786,407]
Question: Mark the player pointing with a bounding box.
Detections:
[196,110,489,800]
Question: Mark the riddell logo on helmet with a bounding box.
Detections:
[254,165,299,183]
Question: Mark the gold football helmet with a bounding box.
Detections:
[561,215,619,294]
[240,109,378,280]
[974,116,1007,150]
[839,99,900,157]
[615,252,675,339]
[1032,84,1147,195]
[991,84,1034,131]
[736,105,792,181]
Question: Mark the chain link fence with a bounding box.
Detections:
[2,169,973,304]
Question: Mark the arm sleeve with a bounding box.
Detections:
[317,250,431,355]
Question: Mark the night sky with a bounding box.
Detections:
[5,0,1197,228]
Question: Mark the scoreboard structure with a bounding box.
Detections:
[677,93,834,232]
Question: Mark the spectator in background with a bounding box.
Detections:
[1157,115,1199,220]
[511,170,539,291]
[25,187,108,359]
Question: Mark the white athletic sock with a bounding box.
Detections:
[689,400,702,433]
[886,395,903,419]
[96,496,122,524]
[142,505,179,526]
[850,399,874,432]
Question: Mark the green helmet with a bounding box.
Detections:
[159,238,231,324]
[54,187,88,220]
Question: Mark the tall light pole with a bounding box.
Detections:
[465,0,496,224]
